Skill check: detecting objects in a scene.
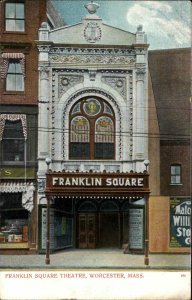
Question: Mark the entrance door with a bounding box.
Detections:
[99,213,119,248]
[78,213,96,248]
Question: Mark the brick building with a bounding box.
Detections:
[0,0,64,254]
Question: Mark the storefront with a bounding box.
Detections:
[41,170,150,264]
[0,181,35,253]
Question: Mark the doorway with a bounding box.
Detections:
[78,213,96,248]
[99,213,119,248]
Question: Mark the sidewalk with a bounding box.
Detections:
[0,249,191,270]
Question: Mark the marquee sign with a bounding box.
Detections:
[45,171,149,197]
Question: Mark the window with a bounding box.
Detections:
[2,120,25,162]
[1,53,25,92]
[6,60,24,91]
[5,2,25,32]
[0,193,28,244]
[69,98,115,160]
[171,164,182,184]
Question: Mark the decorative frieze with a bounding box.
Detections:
[50,54,135,66]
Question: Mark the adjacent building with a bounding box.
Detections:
[0,0,64,254]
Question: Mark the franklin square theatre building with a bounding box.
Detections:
[36,2,190,259]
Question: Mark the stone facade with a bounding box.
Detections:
[37,11,149,205]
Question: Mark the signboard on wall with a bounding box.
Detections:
[41,208,55,250]
[170,197,191,248]
[0,167,36,179]
[129,207,144,250]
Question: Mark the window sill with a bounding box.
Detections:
[3,91,25,95]
[170,183,183,186]
[3,31,26,35]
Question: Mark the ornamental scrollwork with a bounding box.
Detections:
[101,76,126,99]
[50,54,136,66]
[58,75,84,98]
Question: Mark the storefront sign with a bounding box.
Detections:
[0,168,35,179]
[129,208,144,250]
[170,197,191,248]
[52,176,144,187]
[45,171,149,196]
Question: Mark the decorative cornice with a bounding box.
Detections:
[50,47,136,56]
[37,44,52,53]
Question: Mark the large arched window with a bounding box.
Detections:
[69,97,115,160]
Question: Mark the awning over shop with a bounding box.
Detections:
[0,182,35,212]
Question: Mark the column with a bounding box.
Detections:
[38,66,50,175]
[134,68,146,163]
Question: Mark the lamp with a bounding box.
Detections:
[144,159,150,172]
[45,157,52,172]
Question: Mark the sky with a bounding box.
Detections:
[52,0,191,50]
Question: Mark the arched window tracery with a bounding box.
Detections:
[69,97,115,160]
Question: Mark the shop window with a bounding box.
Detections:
[0,193,28,244]
[2,120,25,162]
[5,2,25,32]
[69,98,115,160]
[170,164,182,184]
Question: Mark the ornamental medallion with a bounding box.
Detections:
[84,22,102,43]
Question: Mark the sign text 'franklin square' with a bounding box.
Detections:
[52,176,144,187]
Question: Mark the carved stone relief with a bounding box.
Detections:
[136,68,146,81]
[50,54,135,66]
[84,22,102,43]
[37,179,46,193]
[101,76,126,99]
[58,75,84,98]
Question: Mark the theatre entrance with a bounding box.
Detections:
[78,213,96,249]
[45,171,150,265]
[77,199,120,249]
[78,212,120,249]
[99,213,119,248]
